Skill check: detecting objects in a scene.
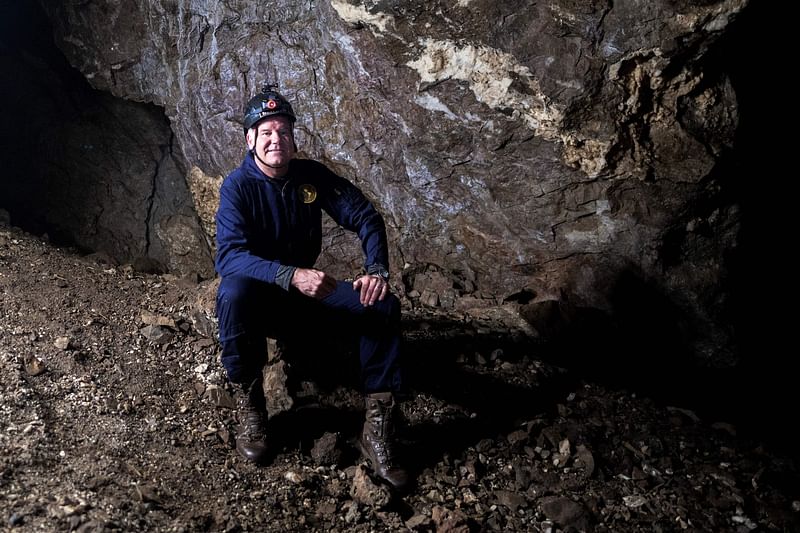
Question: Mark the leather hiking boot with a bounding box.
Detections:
[234,378,269,464]
[359,392,409,491]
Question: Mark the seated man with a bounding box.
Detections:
[215,84,407,490]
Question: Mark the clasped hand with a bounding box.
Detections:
[352,273,388,306]
[291,268,388,306]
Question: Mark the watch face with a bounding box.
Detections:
[369,266,389,279]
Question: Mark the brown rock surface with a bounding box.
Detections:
[29,0,749,365]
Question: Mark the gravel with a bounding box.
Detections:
[1,220,798,532]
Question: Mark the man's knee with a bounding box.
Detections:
[216,276,270,343]
[383,293,401,316]
[371,293,401,326]
[217,275,262,307]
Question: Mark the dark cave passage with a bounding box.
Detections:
[0,1,211,275]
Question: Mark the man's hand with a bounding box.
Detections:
[353,274,389,306]
[291,268,337,299]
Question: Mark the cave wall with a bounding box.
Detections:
[0,2,213,277]
[32,0,751,365]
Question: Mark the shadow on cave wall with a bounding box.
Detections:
[519,267,798,460]
[520,1,795,459]
[707,1,794,456]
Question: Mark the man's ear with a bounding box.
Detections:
[245,129,255,150]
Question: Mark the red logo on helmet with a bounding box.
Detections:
[266,99,278,110]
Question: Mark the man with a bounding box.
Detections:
[215,84,407,490]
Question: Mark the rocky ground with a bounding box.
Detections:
[1,217,799,533]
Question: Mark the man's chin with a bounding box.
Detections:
[265,155,290,168]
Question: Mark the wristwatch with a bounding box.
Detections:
[367,264,390,282]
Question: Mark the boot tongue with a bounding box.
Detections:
[368,392,393,402]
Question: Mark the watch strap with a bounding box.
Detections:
[366,263,389,281]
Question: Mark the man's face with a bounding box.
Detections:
[247,115,296,177]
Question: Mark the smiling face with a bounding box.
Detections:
[246,115,296,178]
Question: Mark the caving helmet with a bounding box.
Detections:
[243,84,296,133]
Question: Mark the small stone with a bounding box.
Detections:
[263,360,294,417]
[420,288,439,307]
[462,488,478,504]
[351,465,391,508]
[54,336,71,350]
[217,428,232,446]
[541,496,588,529]
[316,501,337,516]
[439,288,456,309]
[494,489,527,512]
[575,444,595,478]
[134,483,162,504]
[139,325,173,344]
[343,501,361,524]
[24,354,46,376]
[623,495,647,508]
[558,438,571,456]
[475,438,493,452]
[405,512,431,529]
[507,429,529,447]
[140,310,176,328]
[204,386,235,409]
[284,471,303,484]
[431,506,470,533]
[311,432,342,466]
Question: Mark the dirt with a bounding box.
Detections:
[1,219,799,532]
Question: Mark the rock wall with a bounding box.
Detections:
[0,2,213,277]
[38,0,749,365]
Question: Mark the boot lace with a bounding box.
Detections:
[239,401,267,440]
[369,411,398,465]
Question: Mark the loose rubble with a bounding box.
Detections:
[1,219,799,532]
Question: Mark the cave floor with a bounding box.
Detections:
[1,220,798,532]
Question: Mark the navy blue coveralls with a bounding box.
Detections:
[215,152,403,394]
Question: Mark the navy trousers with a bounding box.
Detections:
[216,275,403,394]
